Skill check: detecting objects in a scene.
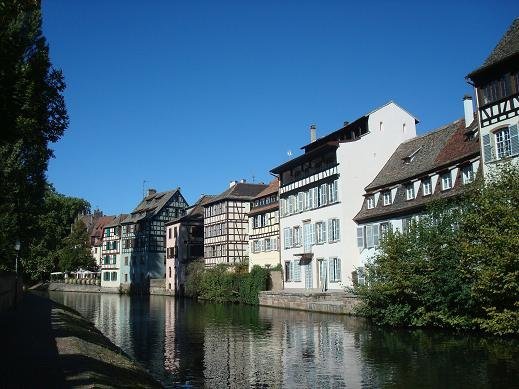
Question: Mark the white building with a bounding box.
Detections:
[354,114,480,283]
[466,18,519,174]
[248,179,281,271]
[270,102,417,290]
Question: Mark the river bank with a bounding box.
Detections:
[0,292,162,388]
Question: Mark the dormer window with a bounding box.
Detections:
[405,184,415,200]
[462,165,475,184]
[402,147,422,164]
[367,196,375,209]
[441,172,452,191]
[383,191,392,206]
[422,178,432,196]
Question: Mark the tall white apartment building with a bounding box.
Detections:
[270,102,417,290]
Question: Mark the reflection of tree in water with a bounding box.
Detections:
[359,327,519,388]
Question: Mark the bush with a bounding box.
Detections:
[184,262,269,304]
[356,164,519,336]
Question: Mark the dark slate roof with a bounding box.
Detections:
[105,214,129,228]
[124,188,183,224]
[204,183,268,206]
[467,17,519,79]
[354,116,480,223]
[165,195,215,226]
[365,116,477,191]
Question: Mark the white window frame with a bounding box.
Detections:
[495,127,511,159]
[423,178,432,196]
[315,221,327,244]
[461,164,474,184]
[383,191,392,206]
[367,196,375,209]
[328,218,340,243]
[441,172,452,191]
[406,184,415,200]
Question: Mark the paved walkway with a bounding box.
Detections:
[0,292,161,388]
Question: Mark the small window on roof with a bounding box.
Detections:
[402,147,422,164]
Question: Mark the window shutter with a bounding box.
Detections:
[510,124,519,156]
[310,223,316,244]
[293,261,301,281]
[322,222,327,242]
[283,228,289,249]
[335,219,340,241]
[328,219,333,242]
[366,225,374,248]
[336,259,341,281]
[328,258,334,282]
[357,227,365,248]
[373,224,380,247]
[482,133,493,163]
[313,188,319,208]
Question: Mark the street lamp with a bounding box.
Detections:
[14,239,20,274]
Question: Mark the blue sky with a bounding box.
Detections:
[42,1,518,215]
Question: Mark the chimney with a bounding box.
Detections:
[463,95,474,127]
[310,124,316,142]
[147,188,157,197]
[229,180,237,188]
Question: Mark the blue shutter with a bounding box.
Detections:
[482,133,493,163]
[510,124,519,156]
[336,258,341,281]
[357,227,365,249]
[329,258,334,282]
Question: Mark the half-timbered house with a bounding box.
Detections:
[119,188,188,292]
[165,195,214,294]
[203,181,267,266]
[100,214,128,288]
[467,18,519,173]
[248,179,281,271]
[354,115,480,284]
[270,102,417,290]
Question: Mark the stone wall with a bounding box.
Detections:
[258,290,361,315]
[0,273,22,312]
[268,271,283,291]
[47,282,119,294]
[149,278,174,296]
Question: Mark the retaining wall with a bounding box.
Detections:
[259,290,361,315]
[47,283,119,294]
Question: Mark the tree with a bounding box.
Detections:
[356,164,519,335]
[0,0,68,271]
[458,164,519,335]
[57,219,96,273]
[21,186,90,281]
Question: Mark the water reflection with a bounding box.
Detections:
[48,292,519,388]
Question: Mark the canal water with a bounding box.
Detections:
[47,291,518,388]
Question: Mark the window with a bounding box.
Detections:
[125,274,128,283]
[423,178,432,196]
[283,228,292,249]
[265,238,272,251]
[297,192,305,212]
[365,224,379,248]
[124,257,128,266]
[103,272,110,281]
[293,261,301,281]
[383,191,392,206]
[406,183,415,200]
[285,261,292,282]
[356,227,365,249]
[111,272,117,281]
[307,188,314,209]
[320,183,328,206]
[495,127,512,159]
[293,226,302,247]
[481,77,509,105]
[441,172,452,190]
[328,180,338,203]
[329,258,341,282]
[315,221,327,244]
[380,222,391,237]
[312,187,319,208]
[280,198,286,216]
[402,217,412,233]
[367,196,375,209]
[169,267,171,278]
[462,164,474,184]
[328,218,340,242]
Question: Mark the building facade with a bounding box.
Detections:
[467,18,519,174]
[118,188,188,291]
[248,179,281,271]
[89,215,116,267]
[100,214,127,288]
[354,115,480,283]
[165,195,213,294]
[203,181,267,266]
[271,102,417,290]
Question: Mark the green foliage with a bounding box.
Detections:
[0,1,68,274]
[57,219,96,272]
[356,164,519,336]
[184,263,269,305]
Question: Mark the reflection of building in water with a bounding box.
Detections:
[163,298,205,385]
[203,309,283,388]
[96,293,133,355]
[259,307,363,388]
